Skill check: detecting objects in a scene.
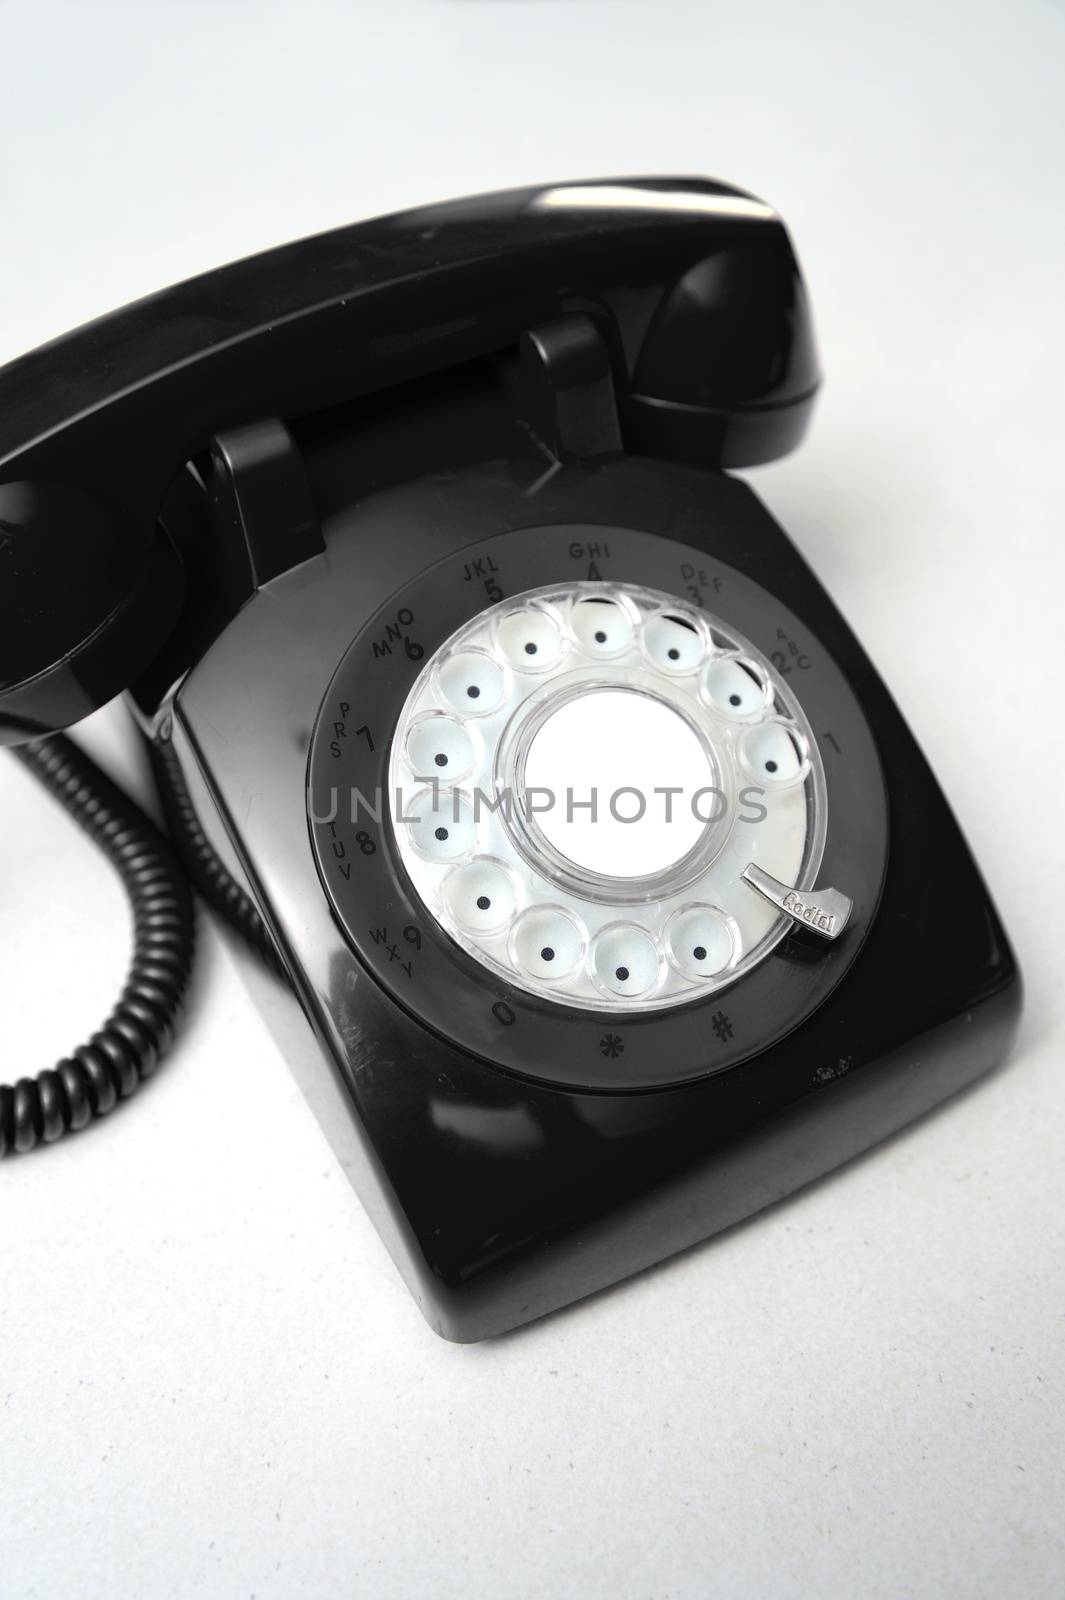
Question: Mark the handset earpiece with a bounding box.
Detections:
[0,478,184,745]
[626,233,820,465]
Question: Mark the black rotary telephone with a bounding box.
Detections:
[0,178,1020,1340]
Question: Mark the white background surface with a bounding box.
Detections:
[1,1,1063,1595]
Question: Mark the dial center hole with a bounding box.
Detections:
[522,688,714,879]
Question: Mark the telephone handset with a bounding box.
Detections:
[0,178,1020,1340]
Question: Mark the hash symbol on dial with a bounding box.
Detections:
[600,1032,624,1059]
[711,1010,734,1042]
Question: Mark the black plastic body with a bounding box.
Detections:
[1,178,1020,1339]
[149,440,1019,1341]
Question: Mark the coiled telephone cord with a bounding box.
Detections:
[1,735,195,1156]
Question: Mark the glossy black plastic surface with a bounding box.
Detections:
[2,175,1019,1340]
[0,176,816,742]
[153,445,1020,1342]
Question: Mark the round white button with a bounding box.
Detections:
[703,655,770,720]
[642,610,707,674]
[740,720,807,787]
[664,904,736,980]
[570,596,633,656]
[495,605,562,671]
[406,788,477,861]
[443,858,519,934]
[590,924,662,999]
[404,713,477,780]
[508,905,585,981]
[436,650,506,716]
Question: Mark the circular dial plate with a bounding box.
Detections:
[307,524,888,1091]
[387,581,827,1012]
